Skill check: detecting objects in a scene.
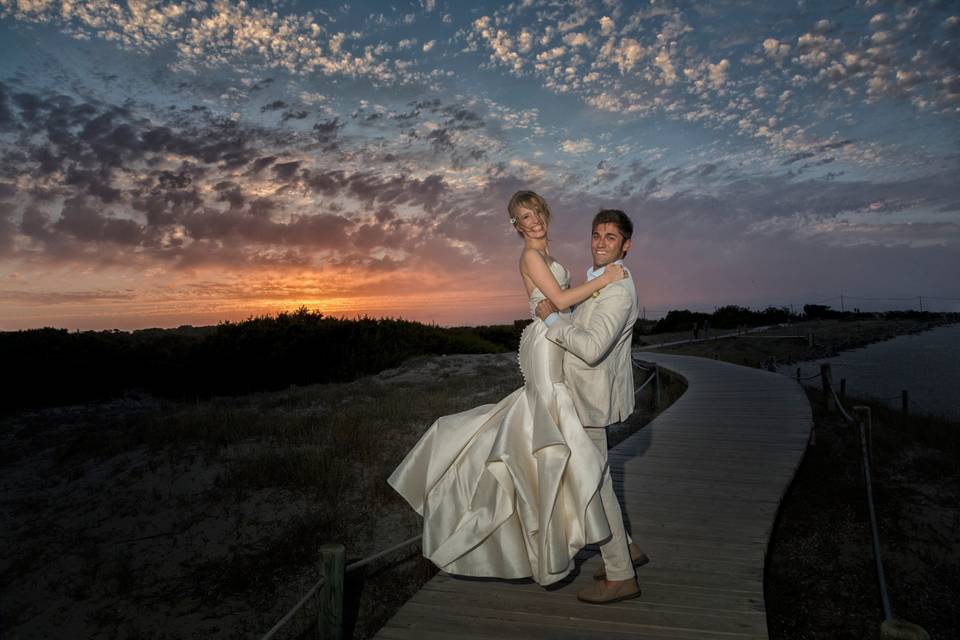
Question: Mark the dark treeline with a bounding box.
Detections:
[644,304,956,335]
[6,305,955,413]
[2,307,527,413]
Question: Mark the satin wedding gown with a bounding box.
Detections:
[388,260,611,585]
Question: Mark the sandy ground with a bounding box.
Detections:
[0,353,525,639]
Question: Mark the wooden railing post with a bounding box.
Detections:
[796,367,801,381]
[820,363,835,413]
[318,544,344,640]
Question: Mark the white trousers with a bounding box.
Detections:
[583,425,635,581]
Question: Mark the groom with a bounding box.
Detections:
[535,208,646,604]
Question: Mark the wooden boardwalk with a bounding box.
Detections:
[376,353,812,639]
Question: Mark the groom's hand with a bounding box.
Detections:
[535,298,558,320]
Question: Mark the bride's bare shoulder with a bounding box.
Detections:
[520,248,548,265]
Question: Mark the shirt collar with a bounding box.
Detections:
[587,258,624,282]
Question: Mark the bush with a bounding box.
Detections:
[0,308,523,412]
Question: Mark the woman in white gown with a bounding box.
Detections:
[388,191,625,586]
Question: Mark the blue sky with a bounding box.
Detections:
[0,0,958,329]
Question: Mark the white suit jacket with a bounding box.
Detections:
[545,273,638,427]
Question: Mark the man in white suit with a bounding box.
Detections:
[535,209,647,604]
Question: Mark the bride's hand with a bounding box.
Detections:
[600,263,626,283]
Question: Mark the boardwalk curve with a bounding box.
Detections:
[376,353,812,639]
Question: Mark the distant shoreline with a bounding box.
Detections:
[646,316,959,370]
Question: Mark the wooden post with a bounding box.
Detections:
[318,544,345,640]
[820,363,835,413]
[901,390,909,416]
[840,378,846,400]
[796,367,801,382]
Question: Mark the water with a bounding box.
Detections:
[780,323,960,422]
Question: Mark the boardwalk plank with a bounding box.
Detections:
[374,352,811,639]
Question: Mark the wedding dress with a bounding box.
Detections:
[388,260,611,585]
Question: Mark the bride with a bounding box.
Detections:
[388,190,624,586]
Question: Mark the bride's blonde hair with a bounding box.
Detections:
[507,190,551,236]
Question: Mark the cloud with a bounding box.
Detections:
[312,117,343,150]
[2,2,959,328]
[795,33,843,68]
[562,32,593,48]
[261,100,288,112]
[0,81,16,129]
[707,59,730,89]
[53,196,143,245]
[610,37,645,74]
[0,288,137,304]
[473,17,525,73]
[653,49,678,85]
[0,79,494,275]
[561,139,595,154]
[0,0,416,84]
[599,16,615,37]
[762,37,791,64]
[0,201,15,257]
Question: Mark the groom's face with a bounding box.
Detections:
[591,222,631,269]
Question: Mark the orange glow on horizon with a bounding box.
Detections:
[0,262,529,331]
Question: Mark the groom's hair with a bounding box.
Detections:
[507,190,551,236]
[592,209,633,240]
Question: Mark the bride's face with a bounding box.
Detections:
[514,206,547,239]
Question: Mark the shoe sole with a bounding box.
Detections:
[592,554,650,581]
[577,588,643,605]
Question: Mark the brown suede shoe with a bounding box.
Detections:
[576,578,642,604]
[593,542,650,580]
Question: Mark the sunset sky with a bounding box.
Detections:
[1,0,958,330]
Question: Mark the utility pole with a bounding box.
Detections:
[919,296,923,312]
[840,294,844,312]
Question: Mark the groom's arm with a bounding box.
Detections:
[545,285,631,366]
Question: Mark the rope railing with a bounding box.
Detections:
[791,366,942,420]
[794,364,930,640]
[640,324,817,352]
[831,387,855,424]
[345,534,422,574]
[258,536,422,640]
[633,364,658,394]
[633,359,664,410]
[260,577,326,640]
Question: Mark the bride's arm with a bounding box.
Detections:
[520,249,621,311]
